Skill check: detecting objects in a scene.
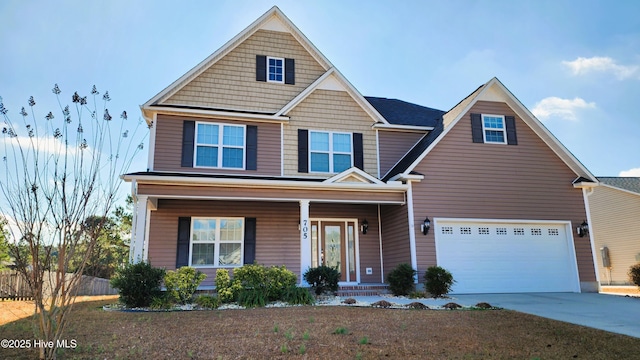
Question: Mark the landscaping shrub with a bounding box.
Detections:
[629,263,640,287]
[149,294,173,310]
[303,265,340,295]
[234,263,297,301]
[424,266,455,298]
[237,288,268,308]
[110,261,165,308]
[386,263,417,296]
[164,266,207,304]
[195,294,220,309]
[282,286,315,305]
[215,269,242,303]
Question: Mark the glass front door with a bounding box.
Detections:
[311,220,357,282]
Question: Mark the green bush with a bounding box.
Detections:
[233,263,297,301]
[149,294,173,310]
[282,286,315,305]
[423,266,455,298]
[629,263,640,287]
[387,263,417,296]
[215,269,242,303]
[303,265,340,295]
[195,294,220,309]
[237,288,268,308]
[164,266,207,304]
[110,261,165,308]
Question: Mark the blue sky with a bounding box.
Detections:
[1,0,639,178]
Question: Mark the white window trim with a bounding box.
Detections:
[194,122,246,169]
[188,217,245,268]
[267,56,284,84]
[481,114,507,144]
[308,130,353,174]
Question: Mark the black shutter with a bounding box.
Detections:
[243,218,257,265]
[181,121,195,167]
[176,217,191,268]
[505,116,518,145]
[284,58,295,85]
[256,55,266,82]
[298,129,308,173]
[353,133,364,170]
[246,125,258,170]
[470,113,483,143]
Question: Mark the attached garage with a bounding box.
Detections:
[434,219,580,294]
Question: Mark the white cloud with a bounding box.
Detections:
[619,168,640,177]
[1,135,84,157]
[562,56,639,80]
[531,97,596,121]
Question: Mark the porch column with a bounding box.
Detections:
[299,199,311,285]
[130,195,149,263]
[406,182,418,282]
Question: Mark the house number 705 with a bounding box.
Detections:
[302,219,309,240]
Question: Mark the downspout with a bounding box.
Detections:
[406,180,418,283]
[377,204,384,283]
[582,186,600,291]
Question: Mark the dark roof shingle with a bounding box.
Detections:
[597,177,640,194]
[365,97,444,127]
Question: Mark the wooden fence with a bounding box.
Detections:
[0,270,118,301]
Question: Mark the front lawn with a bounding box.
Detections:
[1,298,639,359]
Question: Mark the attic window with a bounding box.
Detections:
[482,114,506,144]
[267,56,284,83]
[256,55,295,84]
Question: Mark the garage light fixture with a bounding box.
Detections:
[421,217,431,235]
[577,221,589,237]
[360,219,369,234]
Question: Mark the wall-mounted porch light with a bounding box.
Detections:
[420,217,431,235]
[360,219,369,234]
[577,220,589,237]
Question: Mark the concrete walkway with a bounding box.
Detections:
[349,292,640,339]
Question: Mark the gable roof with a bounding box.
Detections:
[140,6,391,126]
[386,77,597,182]
[597,177,640,194]
[365,97,444,127]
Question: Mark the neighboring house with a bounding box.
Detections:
[123,6,599,293]
[587,177,640,285]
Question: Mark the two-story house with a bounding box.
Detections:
[123,6,599,293]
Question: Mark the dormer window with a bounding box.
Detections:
[267,57,284,83]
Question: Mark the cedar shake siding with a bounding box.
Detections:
[284,89,379,178]
[163,30,326,113]
[589,185,640,285]
[380,204,411,280]
[411,100,596,283]
[153,114,281,175]
[378,130,425,177]
[148,200,300,286]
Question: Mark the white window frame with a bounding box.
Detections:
[194,122,246,169]
[481,114,507,144]
[308,130,353,174]
[267,56,284,84]
[189,217,245,268]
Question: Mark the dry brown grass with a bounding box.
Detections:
[1,298,640,359]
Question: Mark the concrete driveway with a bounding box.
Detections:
[453,292,640,338]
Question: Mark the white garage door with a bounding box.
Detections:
[435,219,580,294]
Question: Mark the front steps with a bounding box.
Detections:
[337,284,390,297]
